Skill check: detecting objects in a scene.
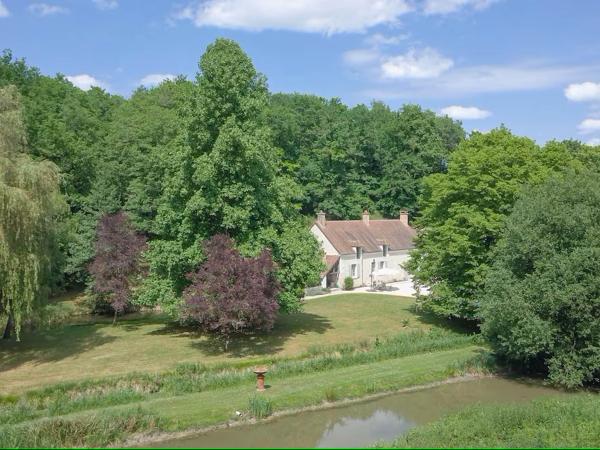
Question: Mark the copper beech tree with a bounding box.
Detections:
[89,211,147,322]
[181,234,280,349]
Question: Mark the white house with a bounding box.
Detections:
[310,210,416,289]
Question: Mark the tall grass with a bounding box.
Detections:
[375,394,600,448]
[248,395,273,419]
[0,329,477,425]
[0,408,162,448]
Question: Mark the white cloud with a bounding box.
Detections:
[381,48,453,79]
[440,105,491,120]
[0,0,10,17]
[363,61,600,99]
[139,73,177,87]
[365,33,408,47]
[565,82,600,102]
[66,74,108,91]
[578,118,600,134]
[423,0,499,15]
[28,3,69,16]
[172,0,412,34]
[586,137,600,146]
[93,0,118,10]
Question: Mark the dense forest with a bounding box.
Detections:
[0,39,463,335]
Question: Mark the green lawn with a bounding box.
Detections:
[136,346,483,430]
[0,345,485,448]
[0,294,442,393]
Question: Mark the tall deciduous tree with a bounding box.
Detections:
[182,234,279,349]
[0,85,66,339]
[482,171,600,387]
[141,38,320,313]
[408,128,578,320]
[88,211,147,322]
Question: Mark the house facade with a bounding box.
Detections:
[310,210,416,289]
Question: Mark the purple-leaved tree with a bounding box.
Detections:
[182,234,280,349]
[89,211,147,322]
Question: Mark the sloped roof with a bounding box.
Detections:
[315,219,416,255]
[321,255,340,276]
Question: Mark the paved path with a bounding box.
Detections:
[305,280,429,300]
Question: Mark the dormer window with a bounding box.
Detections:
[383,244,389,257]
[356,247,362,259]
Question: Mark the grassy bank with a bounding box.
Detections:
[0,328,479,423]
[1,294,439,393]
[376,394,600,448]
[0,335,488,447]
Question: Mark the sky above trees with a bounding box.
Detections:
[1,0,599,143]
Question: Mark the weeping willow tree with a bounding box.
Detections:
[0,85,66,340]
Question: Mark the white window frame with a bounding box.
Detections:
[379,260,386,269]
[351,264,358,278]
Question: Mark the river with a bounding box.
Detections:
[149,377,564,448]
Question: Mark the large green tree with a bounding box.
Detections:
[0,86,66,339]
[481,171,600,387]
[139,39,322,314]
[408,128,578,320]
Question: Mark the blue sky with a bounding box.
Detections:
[1,0,600,144]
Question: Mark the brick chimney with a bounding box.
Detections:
[400,209,409,226]
[362,210,370,226]
[317,210,326,227]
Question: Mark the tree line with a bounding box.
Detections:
[0,39,462,340]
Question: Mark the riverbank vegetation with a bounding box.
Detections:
[378,394,600,448]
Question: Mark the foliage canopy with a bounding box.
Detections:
[481,171,600,387]
[408,128,581,320]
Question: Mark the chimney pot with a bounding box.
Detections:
[317,210,326,226]
[400,209,409,226]
[362,210,370,226]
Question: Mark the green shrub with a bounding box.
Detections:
[248,395,272,419]
[343,276,354,290]
[482,171,600,387]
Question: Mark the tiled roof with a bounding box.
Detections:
[315,219,416,255]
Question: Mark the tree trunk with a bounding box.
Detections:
[2,313,14,340]
[113,309,118,325]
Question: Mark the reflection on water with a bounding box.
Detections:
[151,378,564,448]
[315,410,415,447]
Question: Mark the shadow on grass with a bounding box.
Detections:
[0,312,170,372]
[191,311,333,358]
[0,324,118,372]
[412,308,479,334]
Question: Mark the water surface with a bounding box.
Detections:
[152,378,563,448]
